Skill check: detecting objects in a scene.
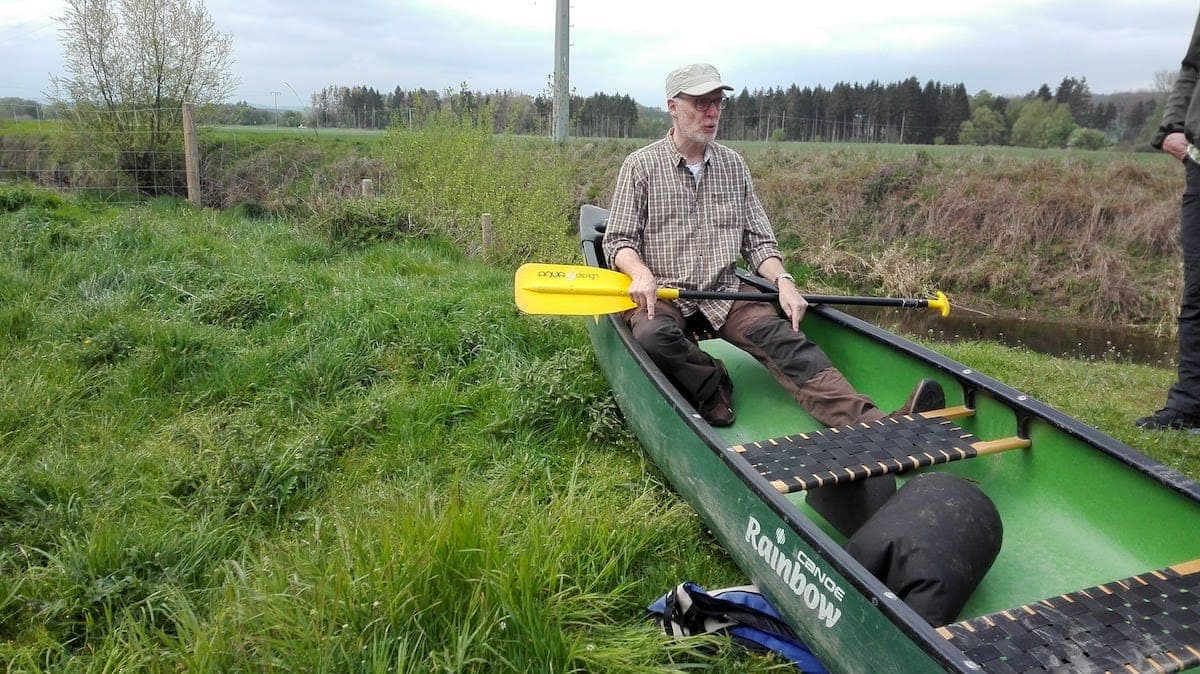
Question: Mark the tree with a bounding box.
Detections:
[1124,100,1153,143]
[52,0,235,194]
[1010,100,1076,148]
[1067,127,1109,151]
[1054,76,1092,124]
[1154,69,1179,95]
[959,106,1006,145]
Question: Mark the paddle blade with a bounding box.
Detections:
[514,263,637,315]
[929,291,951,318]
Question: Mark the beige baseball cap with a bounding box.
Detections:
[665,63,734,98]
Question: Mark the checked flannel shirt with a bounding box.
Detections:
[602,132,781,329]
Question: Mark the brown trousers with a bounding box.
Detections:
[623,291,881,427]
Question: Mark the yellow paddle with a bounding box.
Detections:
[514,263,951,317]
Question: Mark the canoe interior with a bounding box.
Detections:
[703,311,1200,621]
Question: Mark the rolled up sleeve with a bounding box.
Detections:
[603,156,646,269]
[739,162,781,271]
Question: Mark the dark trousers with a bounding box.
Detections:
[1168,160,1200,416]
[623,289,880,427]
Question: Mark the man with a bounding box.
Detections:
[1140,12,1200,432]
[602,63,942,431]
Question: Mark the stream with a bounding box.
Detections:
[842,306,1177,369]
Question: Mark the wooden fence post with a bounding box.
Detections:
[182,102,200,205]
[361,178,374,197]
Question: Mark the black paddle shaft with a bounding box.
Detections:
[677,289,933,310]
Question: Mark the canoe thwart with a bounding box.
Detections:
[918,405,975,420]
[729,413,1027,494]
[937,559,1200,673]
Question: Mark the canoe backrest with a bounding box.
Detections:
[580,204,609,243]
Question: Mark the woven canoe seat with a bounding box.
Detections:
[937,559,1200,673]
[729,412,1028,494]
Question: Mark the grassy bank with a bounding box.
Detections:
[369,117,1185,330]
[1,187,1196,671]
[2,117,1186,329]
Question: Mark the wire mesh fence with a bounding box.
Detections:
[0,105,388,207]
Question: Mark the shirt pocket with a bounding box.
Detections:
[707,189,744,230]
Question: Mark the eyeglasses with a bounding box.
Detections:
[677,95,729,112]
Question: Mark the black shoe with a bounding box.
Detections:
[700,393,735,427]
[700,363,736,427]
[1134,408,1200,433]
[893,379,945,417]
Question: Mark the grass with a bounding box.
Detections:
[1,186,1197,671]
[0,188,789,672]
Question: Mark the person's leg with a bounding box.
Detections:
[719,301,893,534]
[718,296,880,427]
[1167,161,1200,417]
[625,300,730,421]
[1139,161,1200,430]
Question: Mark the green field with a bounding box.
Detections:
[197,122,1174,164]
[203,124,387,140]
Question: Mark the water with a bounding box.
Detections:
[842,306,1178,369]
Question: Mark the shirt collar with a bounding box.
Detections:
[666,128,713,167]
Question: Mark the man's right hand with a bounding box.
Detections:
[613,248,659,319]
[1163,131,1189,162]
[627,267,658,319]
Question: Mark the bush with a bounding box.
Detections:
[1068,127,1110,151]
[309,197,421,247]
[380,107,577,264]
[0,185,63,212]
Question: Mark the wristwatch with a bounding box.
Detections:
[774,272,795,285]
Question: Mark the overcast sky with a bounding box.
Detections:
[0,0,1196,110]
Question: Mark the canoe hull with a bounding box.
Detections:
[578,204,1200,673]
[587,311,961,672]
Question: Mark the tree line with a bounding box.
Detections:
[6,75,1167,154]
[263,75,1164,149]
[299,84,650,138]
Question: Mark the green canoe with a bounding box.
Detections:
[578,205,1200,673]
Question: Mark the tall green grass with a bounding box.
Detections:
[0,186,789,671]
[8,116,1186,329]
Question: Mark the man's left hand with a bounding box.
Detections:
[777,280,807,330]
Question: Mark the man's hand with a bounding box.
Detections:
[613,248,659,319]
[777,278,807,330]
[627,267,659,319]
[756,257,806,330]
[1164,131,1189,162]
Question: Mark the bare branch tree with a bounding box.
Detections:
[1153,69,1179,96]
[51,0,236,194]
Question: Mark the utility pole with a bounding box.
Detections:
[552,0,569,144]
[271,91,281,126]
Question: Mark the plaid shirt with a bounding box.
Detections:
[602,132,781,328]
